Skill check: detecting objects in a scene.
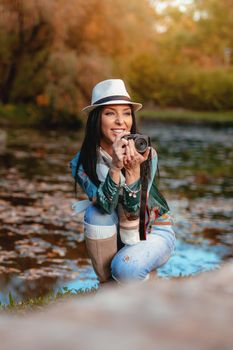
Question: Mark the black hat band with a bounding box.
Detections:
[93,95,131,105]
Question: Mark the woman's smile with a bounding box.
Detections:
[111,128,126,135]
[100,104,133,153]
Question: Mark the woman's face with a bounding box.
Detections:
[100,104,133,152]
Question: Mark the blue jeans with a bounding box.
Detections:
[84,205,176,282]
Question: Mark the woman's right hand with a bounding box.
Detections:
[111,132,130,170]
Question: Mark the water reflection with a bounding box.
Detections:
[0,124,232,303]
[157,239,224,277]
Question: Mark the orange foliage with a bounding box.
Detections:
[1,0,232,113]
[36,94,49,106]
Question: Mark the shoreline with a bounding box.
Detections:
[1,104,233,129]
[138,108,233,127]
[140,116,233,127]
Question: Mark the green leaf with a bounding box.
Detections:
[8,292,15,307]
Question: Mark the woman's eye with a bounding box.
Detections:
[105,112,114,116]
[124,112,132,116]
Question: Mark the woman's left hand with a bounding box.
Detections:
[123,139,150,171]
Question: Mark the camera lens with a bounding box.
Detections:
[135,137,148,153]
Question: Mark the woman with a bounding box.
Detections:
[70,79,175,283]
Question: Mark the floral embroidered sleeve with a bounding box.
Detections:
[96,172,121,214]
[70,152,120,214]
[122,179,141,214]
[70,153,98,200]
[147,148,175,234]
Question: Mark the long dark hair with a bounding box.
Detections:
[75,105,138,189]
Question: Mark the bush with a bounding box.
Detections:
[36,105,83,129]
[0,103,83,129]
[187,69,233,110]
[129,54,233,110]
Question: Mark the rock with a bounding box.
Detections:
[0,263,233,350]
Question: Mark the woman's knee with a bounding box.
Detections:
[111,245,150,282]
[84,204,117,226]
[111,237,175,282]
[84,204,118,240]
[111,262,147,282]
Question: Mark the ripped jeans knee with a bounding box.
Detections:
[111,232,175,282]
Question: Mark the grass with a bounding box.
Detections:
[138,108,233,124]
[0,287,97,314]
[0,103,83,129]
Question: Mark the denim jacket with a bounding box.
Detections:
[70,148,174,231]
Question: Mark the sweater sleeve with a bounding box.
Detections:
[121,178,141,214]
[70,152,98,200]
[95,172,121,214]
[147,148,170,216]
[70,153,120,214]
[146,149,175,236]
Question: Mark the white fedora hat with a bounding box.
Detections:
[82,79,142,114]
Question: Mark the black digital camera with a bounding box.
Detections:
[122,134,150,154]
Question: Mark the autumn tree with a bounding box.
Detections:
[0,0,157,116]
[0,0,54,103]
[1,0,232,115]
[129,0,233,110]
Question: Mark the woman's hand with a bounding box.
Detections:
[123,140,150,184]
[123,139,150,170]
[109,133,150,185]
[109,132,130,184]
[111,132,130,170]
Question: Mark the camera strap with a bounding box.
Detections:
[139,148,151,240]
[139,176,148,240]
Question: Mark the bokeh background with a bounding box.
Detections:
[0,0,233,125]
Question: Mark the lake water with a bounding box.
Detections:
[0,122,232,303]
